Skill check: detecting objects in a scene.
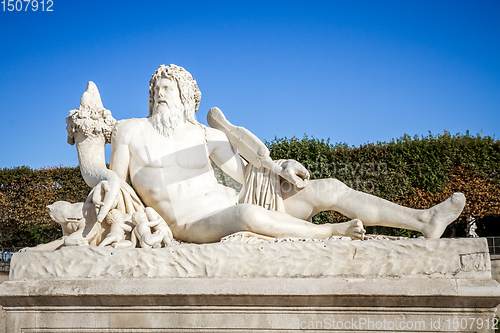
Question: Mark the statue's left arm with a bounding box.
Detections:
[207,107,310,188]
[206,127,247,184]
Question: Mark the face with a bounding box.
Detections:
[47,202,82,224]
[153,77,183,114]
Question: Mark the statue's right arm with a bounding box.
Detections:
[110,120,131,181]
[89,120,133,222]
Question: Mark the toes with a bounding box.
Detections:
[352,231,365,240]
[354,228,366,239]
[352,219,363,227]
[451,192,466,207]
[348,219,366,239]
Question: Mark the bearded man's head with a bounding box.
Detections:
[148,64,201,119]
[148,64,201,137]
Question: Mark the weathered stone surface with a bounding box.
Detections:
[10,237,491,280]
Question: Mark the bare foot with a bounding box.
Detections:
[421,192,466,238]
[331,219,366,240]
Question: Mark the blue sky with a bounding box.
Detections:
[0,0,498,169]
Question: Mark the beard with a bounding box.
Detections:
[149,103,184,137]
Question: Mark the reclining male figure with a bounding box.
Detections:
[104,64,466,243]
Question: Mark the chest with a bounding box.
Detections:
[130,126,210,170]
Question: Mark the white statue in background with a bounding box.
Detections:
[87,64,465,244]
[468,216,479,238]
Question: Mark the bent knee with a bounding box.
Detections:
[309,178,351,196]
[302,178,353,210]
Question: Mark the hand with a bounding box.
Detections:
[281,159,310,188]
[92,176,120,223]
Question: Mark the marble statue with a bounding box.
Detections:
[7,65,499,333]
[66,83,144,222]
[132,210,165,248]
[98,209,135,248]
[21,201,105,251]
[104,64,466,242]
[145,207,177,246]
[34,64,466,250]
[66,82,121,223]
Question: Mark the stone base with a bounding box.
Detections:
[0,277,500,332]
[9,238,493,280]
[2,238,500,332]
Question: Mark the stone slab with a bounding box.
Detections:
[10,237,491,280]
[0,277,500,332]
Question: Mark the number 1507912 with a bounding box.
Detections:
[1,0,53,11]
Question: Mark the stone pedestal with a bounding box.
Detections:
[1,238,499,332]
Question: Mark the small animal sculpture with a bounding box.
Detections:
[21,201,99,252]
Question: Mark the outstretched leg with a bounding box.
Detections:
[172,204,365,243]
[282,178,465,238]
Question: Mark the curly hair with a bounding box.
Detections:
[148,64,202,119]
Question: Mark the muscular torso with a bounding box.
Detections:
[111,118,239,235]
